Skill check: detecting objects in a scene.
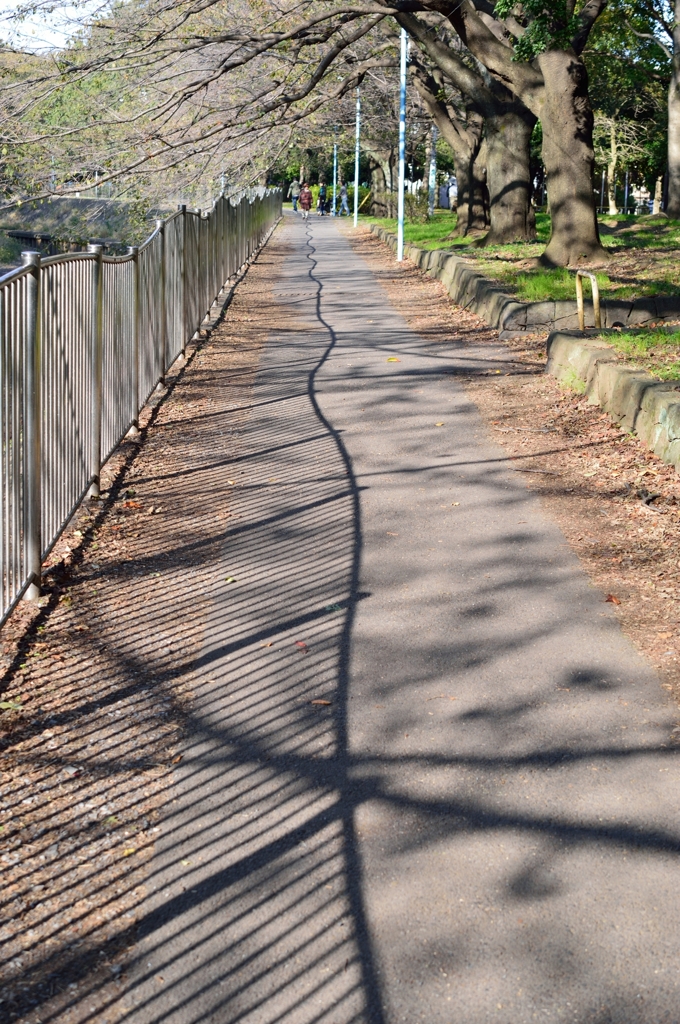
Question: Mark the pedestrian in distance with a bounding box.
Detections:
[339,183,350,216]
[317,182,327,216]
[299,183,313,220]
[288,178,301,212]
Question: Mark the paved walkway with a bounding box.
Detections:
[126,214,680,1024]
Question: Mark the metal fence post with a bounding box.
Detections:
[127,245,140,435]
[178,205,187,360]
[23,251,41,601]
[87,244,104,497]
[156,218,167,385]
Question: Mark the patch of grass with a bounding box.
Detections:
[598,328,680,381]
[561,368,587,393]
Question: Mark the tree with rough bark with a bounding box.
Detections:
[399,12,536,244]
[379,0,609,266]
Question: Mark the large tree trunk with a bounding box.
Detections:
[537,50,608,266]
[667,0,680,219]
[481,103,537,246]
[368,159,388,216]
[468,140,490,235]
[411,69,487,236]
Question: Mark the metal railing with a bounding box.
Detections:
[575,270,602,332]
[0,187,281,624]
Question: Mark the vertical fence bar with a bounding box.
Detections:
[128,245,140,435]
[178,205,187,359]
[156,219,167,383]
[87,245,104,497]
[22,251,41,601]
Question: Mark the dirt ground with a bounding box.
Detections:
[342,223,680,709]
[0,234,287,1023]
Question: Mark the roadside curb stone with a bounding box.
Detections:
[369,224,680,334]
[546,328,680,469]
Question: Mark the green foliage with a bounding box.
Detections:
[495,0,579,60]
[404,191,430,223]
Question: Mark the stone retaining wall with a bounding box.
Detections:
[546,330,680,469]
[370,224,680,335]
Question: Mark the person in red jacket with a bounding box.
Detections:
[298,183,313,220]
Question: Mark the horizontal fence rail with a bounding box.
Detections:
[0,187,281,624]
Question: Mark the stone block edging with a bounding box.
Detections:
[546,329,680,469]
[369,224,680,334]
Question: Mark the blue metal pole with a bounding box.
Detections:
[397,28,407,261]
[332,136,338,216]
[353,88,361,226]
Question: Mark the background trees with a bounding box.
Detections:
[0,1,677,266]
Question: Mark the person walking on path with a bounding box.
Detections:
[298,183,313,220]
[317,182,327,216]
[339,182,350,216]
[287,178,301,212]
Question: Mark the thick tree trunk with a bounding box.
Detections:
[666,1,680,219]
[410,69,487,236]
[368,160,388,217]
[468,141,490,235]
[454,138,489,236]
[480,104,537,246]
[538,50,608,266]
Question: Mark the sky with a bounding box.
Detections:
[0,0,103,51]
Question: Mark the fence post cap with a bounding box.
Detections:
[87,243,103,255]
[21,250,41,267]
[156,217,165,230]
[178,204,186,213]
[127,245,139,256]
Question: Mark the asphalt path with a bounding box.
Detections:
[125,212,680,1024]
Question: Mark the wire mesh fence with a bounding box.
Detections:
[0,187,281,625]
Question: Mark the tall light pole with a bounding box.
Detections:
[332,127,338,216]
[428,124,437,218]
[397,28,408,261]
[353,87,361,226]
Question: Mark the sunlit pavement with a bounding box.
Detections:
[124,213,680,1024]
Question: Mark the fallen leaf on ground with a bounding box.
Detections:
[123,848,136,857]
[261,641,273,647]
[227,479,236,485]
[387,357,400,362]
[123,500,142,509]
[325,604,342,612]
[451,502,460,507]
[0,700,22,710]
[435,422,444,427]
[605,594,622,605]
[171,755,182,764]
[311,699,332,706]
[295,641,308,651]
[224,576,237,583]
[386,532,398,536]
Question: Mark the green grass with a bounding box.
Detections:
[598,328,680,381]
